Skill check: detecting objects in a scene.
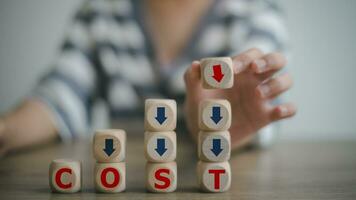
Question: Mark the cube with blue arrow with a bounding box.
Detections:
[93,129,126,163]
[199,99,231,131]
[144,131,176,162]
[144,99,177,131]
[198,131,231,162]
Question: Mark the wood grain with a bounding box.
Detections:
[0,132,356,199]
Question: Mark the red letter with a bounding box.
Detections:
[101,167,120,188]
[154,168,171,189]
[208,169,226,189]
[55,168,72,189]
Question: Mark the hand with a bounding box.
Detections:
[184,48,297,149]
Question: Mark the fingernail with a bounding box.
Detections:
[233,60,243,73]
[279,106,289,116]
[192,60,200,65]
[254,59,267,73]
[258,85,270,98]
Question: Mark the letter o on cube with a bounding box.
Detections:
[95,162,126,193]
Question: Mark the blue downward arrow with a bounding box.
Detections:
[155,138,167,156]
[155,107,167,124]
[103,138,115,156]
[211,106,223,124]
[211,138,223,156]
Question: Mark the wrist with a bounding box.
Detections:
[0,114,12,141]
[0,117,9,156]
[0,117,5,135]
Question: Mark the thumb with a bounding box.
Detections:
[184,61,202,101]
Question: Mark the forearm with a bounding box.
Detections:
[1,99,58,153]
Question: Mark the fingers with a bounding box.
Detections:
[256,73,293,99]
[232,48,264,73]
[251,52,287,74]
[270,103,297,121]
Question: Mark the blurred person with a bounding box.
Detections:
[0,0,296,156]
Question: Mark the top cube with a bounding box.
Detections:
[200,57,234,89]
[144,99,177,131]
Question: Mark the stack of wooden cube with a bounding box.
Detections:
[197,57,233,192]
[93,129,127,193]
[144,99,177,192]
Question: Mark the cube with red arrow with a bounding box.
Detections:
[200,57,233,89]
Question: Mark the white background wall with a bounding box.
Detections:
[0,0,355,140]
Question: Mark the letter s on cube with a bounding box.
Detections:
[146,162,177,192]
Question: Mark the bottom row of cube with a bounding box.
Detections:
[49,159,231,193]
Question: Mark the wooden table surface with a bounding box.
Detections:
[0,134,356,200]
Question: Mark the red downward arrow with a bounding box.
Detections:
[212,64,224,82]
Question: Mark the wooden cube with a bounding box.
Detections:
[200,57,233,89]
[93,129,126,163]
[49,159,81,193]
[144,131,176,162]
[146,162,177,193]
[199,99,231,131]
[197,161,231,192]
[144,99,177,131]
[198,131,231,162]
[95,162,126,193]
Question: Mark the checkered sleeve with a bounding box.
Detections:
[31,6,98,141]
[241,0,289,54]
